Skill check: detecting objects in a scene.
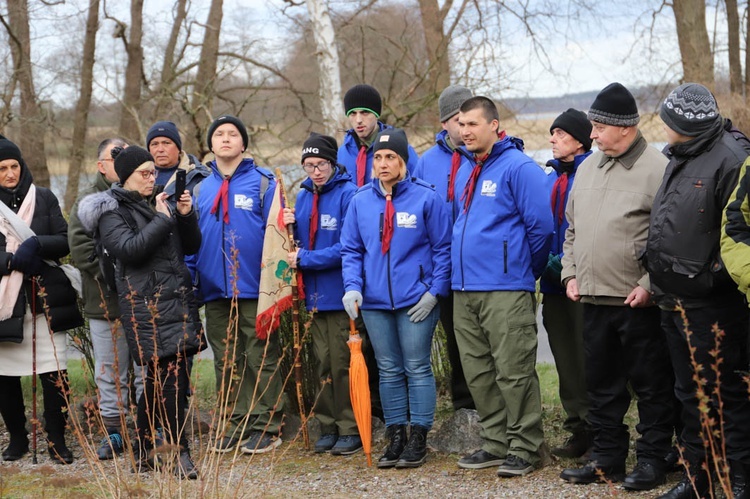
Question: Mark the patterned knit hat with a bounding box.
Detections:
[439,85,473,122]
[344,84,382,117]
[660,83,720,137]
[588,82,640,127]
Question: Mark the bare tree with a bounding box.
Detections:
[724,0,742,95]
[153,0,189,118]
[2,0,50,187]
[64,0,100,210]
[118,0,145,142]
[672,0,714,86]
[305,0,343,136]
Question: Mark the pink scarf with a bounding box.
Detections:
[0,184,36,320]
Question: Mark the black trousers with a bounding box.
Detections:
[0,371,70,438]
[583,304,675,468]
[662,300,750,464]
[137,355,189,451]
[438,292,474,410]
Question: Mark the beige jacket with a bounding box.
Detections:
[561,132,667,305]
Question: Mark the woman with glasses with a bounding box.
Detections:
[78,145,204,479]
[282,133,361,455]
[341,128,451,469]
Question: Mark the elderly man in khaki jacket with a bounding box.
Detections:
[559,83,675,492]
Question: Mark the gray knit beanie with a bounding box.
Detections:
[660,83,720,137]
[587,82,640,127]
[439,85,473,122]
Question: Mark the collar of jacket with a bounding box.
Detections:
[370,172,411,199]
[208,157,256,179]
[301,166,352,194]
[434,129,456,153]
[596,130,647,170]
[546,150,592,174]
[95,171,113,191]
[346,121,388,149]
[666,118,725,161]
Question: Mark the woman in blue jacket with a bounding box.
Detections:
[341,128,451,469]
[283,133,360,455]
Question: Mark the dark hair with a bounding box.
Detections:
[97,138,128,160]
[460,96,500,123]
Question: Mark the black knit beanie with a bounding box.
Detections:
[660,83,720,137]
[550,108,593,151]
[207,115,249,152]
[114,145,154,184]
[146,121,182,151]
[587,82,640,127]
[373,128,409,164]
[301,132,338,165]
[344,84,382,117]
[0,135,23,163]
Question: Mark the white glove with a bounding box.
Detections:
[342,290,363,320]
[407,292,438,323]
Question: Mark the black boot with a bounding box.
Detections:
[41,372,73,464]
[552,430,592,459]
[0,376,29,461]
[732,461,749,499]
[395,425,429,468]
[378,424,406,469]
[176,448,198,480]
[656,465,711,499]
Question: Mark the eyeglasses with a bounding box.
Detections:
[302,161,332,173]
[99,158,114,163]
[136,169,156,179]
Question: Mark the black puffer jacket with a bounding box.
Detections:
[77,185,205,363]
[646,119,750,308]
[0,165,83,343]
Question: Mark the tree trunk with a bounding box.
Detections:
[64,0,99,211]
[417,0,452,100]
[672,0,714,87]
[185,0,223,158]
[153,0,188,118]
[119,0,145,143]
[725,0,742,94]
[306,0,343,137]
[746,1,750,98]
[5,0,50,187]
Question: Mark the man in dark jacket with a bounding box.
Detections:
[69,138,143,460]
[647,83,750,499]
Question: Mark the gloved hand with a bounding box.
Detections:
[11,237,43,275]
[542,253,563,286]
[342,290,363,320]
[407,292,438,323]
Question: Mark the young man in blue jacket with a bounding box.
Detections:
[337,84,418,187]
[193,115,284,455]
[282,133,361,455]
[452,96,553,477]
[412,84,475,412]
[540,109,592,459]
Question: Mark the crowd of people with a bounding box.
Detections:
[0,80,747,497]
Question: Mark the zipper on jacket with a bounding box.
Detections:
[503,240,508,274]
[387,249,395,310]
[222,219,229,298]
[459,200,473,291]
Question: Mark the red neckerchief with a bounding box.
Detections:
[308,190,319,249]
[460,153,489,213]
[550,172,569,225]
[381,193,395,254]
[356,145,367,187]
[210,176,230,223]
[447,150,461,202]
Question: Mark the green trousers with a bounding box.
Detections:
[311,310,358,436]
[541,293,589,435]
[453,290,544,465]
[206,299,284,438]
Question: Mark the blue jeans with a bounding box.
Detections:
[361,306,439,429]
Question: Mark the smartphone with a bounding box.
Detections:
[175,169,186,197]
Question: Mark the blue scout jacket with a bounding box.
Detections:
[338,121,418,185]
[451,137,553,292]
[294,167,357,311]
[341,175,451,310]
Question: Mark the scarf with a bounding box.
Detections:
[356,145,367,187]
[460,153,488,213]
[210,176,230,224]
[0,184,35,320]
[447,150,461,202]
[381,193,395,254]
[308,189,319,249]
[550,160,575,225]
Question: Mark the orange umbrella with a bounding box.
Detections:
[348,316,372,466]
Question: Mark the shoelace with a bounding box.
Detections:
[101,432,124,450]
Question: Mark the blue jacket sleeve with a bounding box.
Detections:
[340,198,364,293]
[298,186,355,271]
[512,161,554,279]
[262,177,277,224]
[424,192,452,298]
[412,154,424,179]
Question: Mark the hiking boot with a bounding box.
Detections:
[560,462,625,484]
[2,433,28,461]
[496,454,534,477]
[97,432,124,460]
[330,435,363,456]
[377,424,406,469]
[664,446,682,472]
[47,433,73,465]
[623,462,666,491]
[240,431,282,454]
[457,449,505,470]
[314,434,337,453]
[732,461,748,499]
[656,472,711,498]
[395,425,429,469]
[552,431,591,459]
[211,435,247,453]
[176,450,198,480]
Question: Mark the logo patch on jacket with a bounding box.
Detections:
[396,212,417,228]
[481,180,497,196]
[321,214,337,230]
[234,194,254,211]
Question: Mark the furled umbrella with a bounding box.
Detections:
[348,315,371,466]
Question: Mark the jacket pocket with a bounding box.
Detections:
[503,239,508,274]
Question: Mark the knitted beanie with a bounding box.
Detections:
[146,121,182,151]
[0,135,23,163]
[207,115,249,152]
[114,146,154,184]
[344,84,382,117]
[550,108,593,151]
[660,83,720,137]
[373,128,409,164]
[301,132,338,164]
[439,85,473,122]
[587,82,640,126]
